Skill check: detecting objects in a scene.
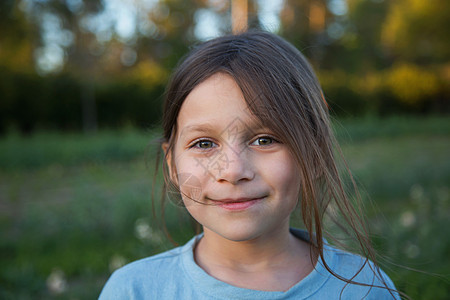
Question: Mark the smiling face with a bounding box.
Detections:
[167,73,301,242]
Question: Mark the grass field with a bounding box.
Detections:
[0,116,449,299]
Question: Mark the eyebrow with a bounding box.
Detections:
[179,119,269,138]
[179,123,218,136]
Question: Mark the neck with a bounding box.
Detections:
[193,225,315,291]
[197,224,295,270]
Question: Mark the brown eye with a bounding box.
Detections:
[252,137,274,146]
[196,140,215,149]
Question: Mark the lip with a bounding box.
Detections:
[215,197,264,211]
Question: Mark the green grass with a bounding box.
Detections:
[0,116,449,299]
[0,128,160,170]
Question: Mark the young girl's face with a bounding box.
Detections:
[167,72,302,242]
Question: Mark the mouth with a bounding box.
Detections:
[211,197,266,211]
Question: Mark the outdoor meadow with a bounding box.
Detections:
[1,0,449,299]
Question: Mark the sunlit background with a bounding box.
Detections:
[0,0,449,299]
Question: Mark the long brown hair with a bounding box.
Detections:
[157,30,399,297]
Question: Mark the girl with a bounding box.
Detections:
[100,31,400,299]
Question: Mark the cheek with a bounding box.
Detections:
[268,153,301,203]
[177,172,203,202]
[173,152,209,203]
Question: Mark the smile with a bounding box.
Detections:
[213,197,265,211]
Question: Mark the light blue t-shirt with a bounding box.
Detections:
[99,229,399,299]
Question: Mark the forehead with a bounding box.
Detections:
[183,73,247,111]
[176,73,259,135]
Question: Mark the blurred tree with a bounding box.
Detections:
[9,0,204,131]
[232,0,248,33]
[16,0,104,131]
[381,0,450,64]
[279,0,333,66]
[16,0,103,74]
[0,0,36,71]
[0,1,38,133]
[136,0,199,69]
[1,0,448,133]
[338,0,390,71]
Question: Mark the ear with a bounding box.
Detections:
[162,142,177,185]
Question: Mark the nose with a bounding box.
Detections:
[215,146,254,184]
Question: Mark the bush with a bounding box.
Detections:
[0,67,165,133]
[319,64,448,116]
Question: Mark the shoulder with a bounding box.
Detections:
[109,247,184,280]
[321,245,400,299]
[98,245,190,299]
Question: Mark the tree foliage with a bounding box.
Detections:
[0,0,448,133]
[381,0,450,63]
[0,0,36,71]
